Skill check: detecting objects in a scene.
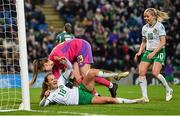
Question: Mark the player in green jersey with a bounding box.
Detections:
[55,23,74,44]
[40,61,143,106]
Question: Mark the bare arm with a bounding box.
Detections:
[58,57,73,80]
[59,58,83,84]
[138,37,146,54]
[39,90,51,107]
[134,37,146,61]
[39,97,50,107]
[72,62,82,82]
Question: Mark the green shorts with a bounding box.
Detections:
[78,83,93,105]
[141,48,166,65]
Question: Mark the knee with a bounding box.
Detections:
[138,70,146,76]
[87,69,98,77]
[152,71,159,77]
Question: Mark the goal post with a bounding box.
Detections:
[16,0,30,111]
[0,0,30,111]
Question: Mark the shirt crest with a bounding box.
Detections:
[153,28,158,34]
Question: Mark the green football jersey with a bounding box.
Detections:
[55,31,74,43]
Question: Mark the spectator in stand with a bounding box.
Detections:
[165,57,174,85]
[24,0,180,73]
[173,43,180,71]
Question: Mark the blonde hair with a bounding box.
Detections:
[144,8,169,22]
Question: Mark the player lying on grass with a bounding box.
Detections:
[32,58,123,97]
[33,57,128,97]
[31,39,129,97]
[39,59,143,106]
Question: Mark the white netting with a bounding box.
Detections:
[0,0,22,110]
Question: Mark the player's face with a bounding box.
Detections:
[43,60,54,72]
[144,11,155,25]
[47,74,58,89]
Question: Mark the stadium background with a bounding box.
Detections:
[0,0,180,115]
[0,0,180,86]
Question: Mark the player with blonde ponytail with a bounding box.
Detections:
[134,8,173,102]
[144,8,169,22]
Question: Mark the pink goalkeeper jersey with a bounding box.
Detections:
[48,39,93,78]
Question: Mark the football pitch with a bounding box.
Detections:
[0,85,180,115]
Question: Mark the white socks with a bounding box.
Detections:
[157,74,171,91]
[109,82,113,88]
[138,76,148,98]
[97,71,118,78]
[116,98,137,104]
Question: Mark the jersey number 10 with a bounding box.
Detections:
[58,87,67,97]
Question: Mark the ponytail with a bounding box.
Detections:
[30,60,39,86]
[30,58,49,86]
[156,9,169,22]
[144,8,169,22]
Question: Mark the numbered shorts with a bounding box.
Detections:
[141,48,166,65]
[78,83,93,105]
[77,40,94,67]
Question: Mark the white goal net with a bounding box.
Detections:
[0,0,30,111]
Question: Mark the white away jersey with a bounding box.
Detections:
[45,82,79,105]
[142,21,166,50]
[40,59,79,106]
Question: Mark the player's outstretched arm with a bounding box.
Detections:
[39,97,50,107]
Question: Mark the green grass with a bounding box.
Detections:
[0,85,180,115]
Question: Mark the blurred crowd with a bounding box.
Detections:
[0,0,179,73]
